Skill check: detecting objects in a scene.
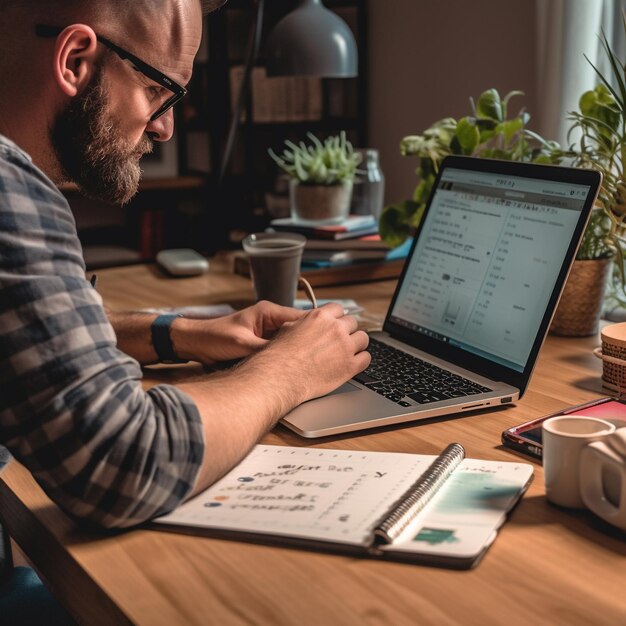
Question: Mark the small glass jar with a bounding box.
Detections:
[350,149,385,220]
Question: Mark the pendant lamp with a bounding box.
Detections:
[265,0,358,77]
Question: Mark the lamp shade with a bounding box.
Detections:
[266,0,358,77]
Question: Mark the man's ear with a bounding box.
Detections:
[51,25,100,97]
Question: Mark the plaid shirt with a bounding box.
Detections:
[0,135,204,528]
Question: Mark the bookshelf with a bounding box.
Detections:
[179,0,369,253]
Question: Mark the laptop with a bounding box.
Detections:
[281,155,602,438]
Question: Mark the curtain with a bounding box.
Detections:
[535,0,625,146]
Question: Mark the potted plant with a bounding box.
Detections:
[269,131,362,224]
[379,88,561,248]
[549,208,614,335]
[550,25,626,334]
[379,87,619,336]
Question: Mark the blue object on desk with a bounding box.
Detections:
[385,237,413,261]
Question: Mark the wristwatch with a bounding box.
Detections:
[151,314,188,364]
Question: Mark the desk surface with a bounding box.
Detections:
[1,256,625,626]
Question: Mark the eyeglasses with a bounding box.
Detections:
[35,24,187,121]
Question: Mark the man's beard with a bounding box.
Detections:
[52,68,153,205]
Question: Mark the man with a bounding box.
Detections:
[0,0,370,620]
[0,0,370,530]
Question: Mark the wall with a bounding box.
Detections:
[367,0,538,205]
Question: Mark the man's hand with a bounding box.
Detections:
[107,301,305,365]
[182,302,370,493]
[171,301,306,364]
[239,302,371,405]
[111,300,371,495]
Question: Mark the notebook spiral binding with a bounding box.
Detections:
[373,443,465,544]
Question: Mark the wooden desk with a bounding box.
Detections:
[2,257,625,625]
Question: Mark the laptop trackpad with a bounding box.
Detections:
[327,382,361,396]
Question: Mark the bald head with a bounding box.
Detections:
[0,0,226,23]
[0,0,225,74]
[0,1,225,75]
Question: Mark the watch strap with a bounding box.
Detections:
[151,314,188,364]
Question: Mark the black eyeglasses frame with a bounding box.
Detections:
[35,24,187,121]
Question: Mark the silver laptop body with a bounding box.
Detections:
[281,156,601,438]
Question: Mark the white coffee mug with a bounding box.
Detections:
[543,416,616,508]
[580,428,626,530]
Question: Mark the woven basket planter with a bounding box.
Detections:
[550,258,612,337]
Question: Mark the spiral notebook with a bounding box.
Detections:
[155,445,533,569]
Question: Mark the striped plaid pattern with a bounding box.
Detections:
[0,135,204,528]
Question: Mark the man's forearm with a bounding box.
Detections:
[178,305,369,497]
[105,304,370,506]
[106,308,245,365]
[107,309,160,364]
[105,307,299,496]
[179,349,303,495]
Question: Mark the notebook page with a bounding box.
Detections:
[156,445,435,546]
[381,458,533,559]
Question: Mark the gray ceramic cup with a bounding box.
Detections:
[242,232,307,307]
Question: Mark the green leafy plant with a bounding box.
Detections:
[268,131,362,185]
[577,208,613,260]
[563,24,626,273]
[379,89,562,248]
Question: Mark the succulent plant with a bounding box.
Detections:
[269,131,362,185]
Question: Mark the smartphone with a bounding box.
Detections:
[501,397,626,461]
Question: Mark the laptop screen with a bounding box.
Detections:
[388,166,593,372]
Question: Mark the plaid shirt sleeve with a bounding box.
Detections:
[0,136,205,528]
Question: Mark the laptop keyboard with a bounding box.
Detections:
[353,338,492,407]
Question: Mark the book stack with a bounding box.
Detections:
[233,215,412,287]
[269,214,380,242]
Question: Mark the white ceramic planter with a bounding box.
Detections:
[289,179,353,224]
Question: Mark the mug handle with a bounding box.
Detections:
[580,439,626,528]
